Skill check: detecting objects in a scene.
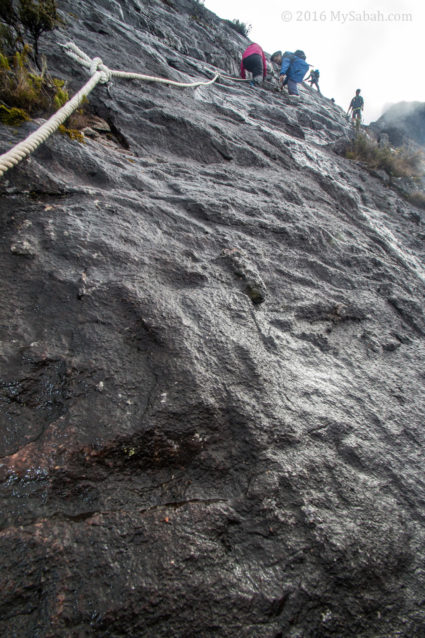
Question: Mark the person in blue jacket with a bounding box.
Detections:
[271,50,309,96]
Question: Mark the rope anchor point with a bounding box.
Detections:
[90,57,112,84]
[0,41,221,178]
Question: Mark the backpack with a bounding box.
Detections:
[351,95,364,109]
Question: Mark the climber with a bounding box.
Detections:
[305,69,321,94]
[348,89,364,122]
[270,50,309,96]
[240,43,267,86]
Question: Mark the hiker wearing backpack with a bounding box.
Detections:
[348,89,364,121]
[240,44,267,86]
[305,69,321,94]
[270,50,309,96]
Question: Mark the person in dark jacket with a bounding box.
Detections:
[348,89,364,121]
[240,43,267,86]
[271,50,309,95]
[305,68,321,94]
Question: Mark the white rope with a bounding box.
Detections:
[64,41,221,88]
[0,42,221,178]
[219,73,251,83]
[0,71,103,178]
[108,68,220,87]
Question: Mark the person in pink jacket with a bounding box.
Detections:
[240,43,267,86]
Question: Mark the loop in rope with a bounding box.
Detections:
[89,56,112,83]
[0,41,249,178]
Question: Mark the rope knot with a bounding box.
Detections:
[90,56,111,84]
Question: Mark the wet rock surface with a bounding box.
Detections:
[1,1,425,637]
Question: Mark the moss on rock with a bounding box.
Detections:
[0,104,30,125]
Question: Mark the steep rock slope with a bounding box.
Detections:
[371,101,425,147]
[1,1,425,637]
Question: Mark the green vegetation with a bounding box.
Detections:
[58,123,85,143]
[19,0,59,66]
[0,44,68,118]
[225,19,251,37]
[52,77,68,109]
[0,1,61,119]
[0,0,88,136]
[0,0,60,68]
[346,133,425,178]
[0,103,30,124]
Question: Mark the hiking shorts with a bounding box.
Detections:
[243,53,263,81]
[352,108,362,119]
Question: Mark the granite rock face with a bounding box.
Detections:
[370,101,425,147]
[1,1,425,637]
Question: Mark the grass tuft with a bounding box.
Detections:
[346,133,425,178]
[0,103,30,125]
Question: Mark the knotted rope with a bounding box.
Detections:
[0,42,223,178]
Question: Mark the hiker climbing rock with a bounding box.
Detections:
[348,89,364,122]
[305,69,321,94]
[240,43,267,87]
[270,50,309,96]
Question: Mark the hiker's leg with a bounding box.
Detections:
[243,54,263,79]
[287,79,299,95]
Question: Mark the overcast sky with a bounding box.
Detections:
[205,0,423,122]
